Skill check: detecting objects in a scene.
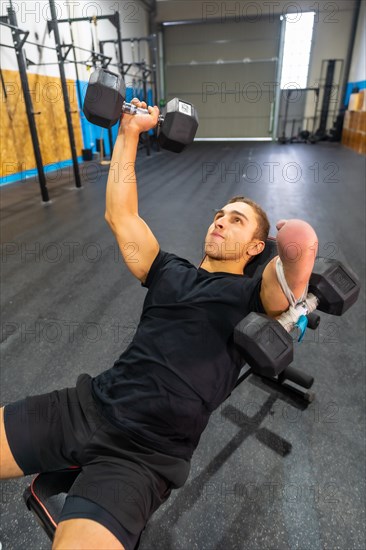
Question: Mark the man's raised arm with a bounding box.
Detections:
[105,99,160,283]
[260,219,318,317]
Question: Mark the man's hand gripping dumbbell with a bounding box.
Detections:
[83,67,199,152]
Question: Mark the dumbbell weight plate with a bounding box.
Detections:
[234,312,294,377]
[83,68,126,128]
[309,258,360,315]
[158,98,199,153]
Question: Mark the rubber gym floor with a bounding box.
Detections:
[1,141,365,550]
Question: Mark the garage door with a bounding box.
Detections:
[163,18,281,138]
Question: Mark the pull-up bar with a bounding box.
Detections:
[51,12,123,73]
[0,17,30,49]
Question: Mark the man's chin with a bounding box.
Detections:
[204,245,222,259]
[204,241,245,262]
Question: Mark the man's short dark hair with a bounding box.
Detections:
[227,196,270,242]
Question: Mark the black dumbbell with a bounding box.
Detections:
[308,258,360,315]
[234,258,360,378]
[83,67,199,153]
[234,312,294,378]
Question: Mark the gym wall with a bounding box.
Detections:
[0,0,150,182]
[164,18,280,139]
[347,0,366,99]
[156,0,359,139]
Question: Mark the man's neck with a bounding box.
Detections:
[199,256,246,275]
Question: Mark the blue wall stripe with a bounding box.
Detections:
[345,80,366,107]
[0,157,83,187]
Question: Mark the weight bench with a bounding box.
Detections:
[23,238,360,545]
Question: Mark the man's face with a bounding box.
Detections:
[204,201,260,262]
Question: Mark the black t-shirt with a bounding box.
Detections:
[92,250,265,459]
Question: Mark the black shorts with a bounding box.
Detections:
[3,374,190,550]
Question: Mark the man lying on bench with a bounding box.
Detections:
[0,99,319,550]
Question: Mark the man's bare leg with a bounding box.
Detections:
[52,518,126,550]
[0,406,24,478]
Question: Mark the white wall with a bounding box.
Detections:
[156,0,358,23]
[154,0,358,130]
[155,1,358,91]
[307,9,354,89]
[0,0,150,85]
[303,5,355,121]
[349,0,366,83]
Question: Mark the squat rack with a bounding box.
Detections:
[0,3,126,201]
[0,7,50,202]
[1,3,159,199]
[99,35,159,155]
[52,8,125,159]
[100,35,158,105]
[54,11,124,74]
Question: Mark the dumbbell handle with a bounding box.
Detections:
[278,293,319,333]
[122,101,164,125]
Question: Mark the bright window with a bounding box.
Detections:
[280,11,315,89]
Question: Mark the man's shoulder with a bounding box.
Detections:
[142,249,196,288]
[156,250,196,268]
